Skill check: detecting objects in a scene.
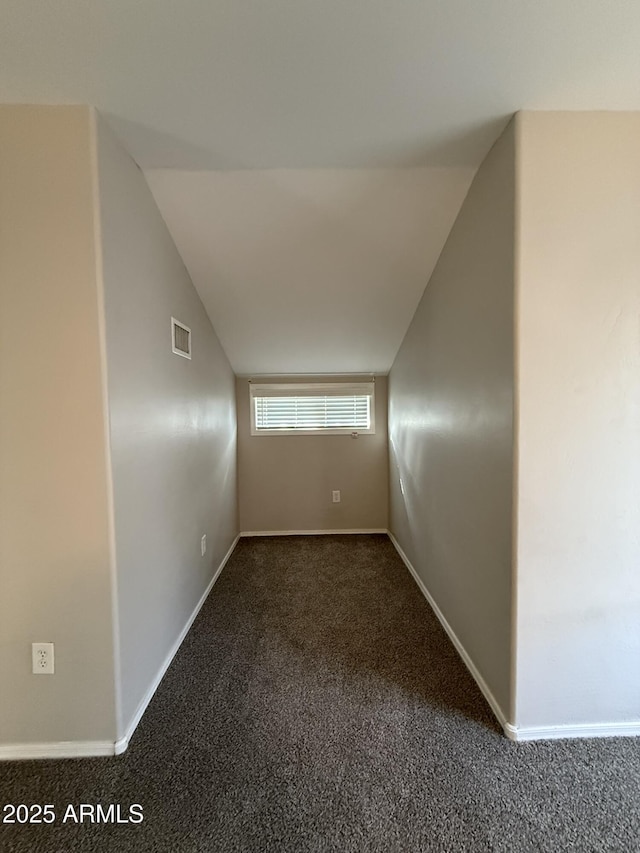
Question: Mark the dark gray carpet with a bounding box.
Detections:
[1,534,639,852]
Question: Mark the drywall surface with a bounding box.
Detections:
[388,121,515,718]
[515,112,640,729]
[146,168,474,374]
[96,116,238,734]
[0,106,117,744]
[238,376,388,532]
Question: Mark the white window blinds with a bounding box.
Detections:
[250,383,375,435]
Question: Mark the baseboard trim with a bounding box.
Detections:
[504,720,640,742]
[387,532,640,743]
[0,534,240,762]
[0,741,117,761]
[387,531,510,735]
[241,529,388,537]
[115,533,240,754]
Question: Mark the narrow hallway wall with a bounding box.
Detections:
[237,376,388,533]
[97,115,238,738]
[388,120,516,722]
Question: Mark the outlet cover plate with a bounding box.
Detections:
[32,642,54,674]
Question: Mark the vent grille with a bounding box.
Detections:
[171,318,191,359]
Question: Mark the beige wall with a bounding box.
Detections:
[238,376,388,532]
[0,107,117,745]
[0,106,239,754]
[515,112,640,730]
[96,116,238,735]
[388,121,516,719]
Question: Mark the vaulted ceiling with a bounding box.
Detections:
[3,1,640,371]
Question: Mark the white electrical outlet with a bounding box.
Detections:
[32,643,54,675]
[332,490,341,503]
[201,534,207,556]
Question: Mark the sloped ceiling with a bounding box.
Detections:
[146,168,474,374]
[2,1,640,371]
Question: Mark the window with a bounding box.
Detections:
[250,382,375,435]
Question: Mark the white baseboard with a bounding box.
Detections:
[387,532,640,743]
[387,531,510,735]
[505,720,640,741]
[241,528,388,537]
[115,533,240,754]
[0,534,240,762]
[0,741,116,761]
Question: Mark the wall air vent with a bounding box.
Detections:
[171,317,191,359]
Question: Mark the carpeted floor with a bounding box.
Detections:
[1,534,639,852]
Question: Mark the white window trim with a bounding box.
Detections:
[249,382,376,436]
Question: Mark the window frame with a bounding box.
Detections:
[249,382,376,436]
